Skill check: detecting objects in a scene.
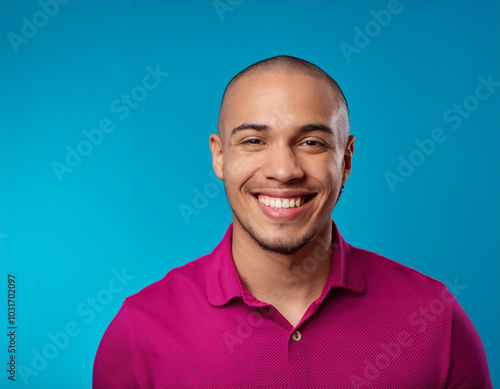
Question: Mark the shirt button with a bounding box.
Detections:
[292,330,302,341]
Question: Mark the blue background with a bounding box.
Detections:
[1,0,499,387]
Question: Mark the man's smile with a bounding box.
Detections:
[249,190,318,221]
[253,192,317,211]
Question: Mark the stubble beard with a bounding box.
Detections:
[229,183,344,256]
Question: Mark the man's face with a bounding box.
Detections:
[210,70,354,255]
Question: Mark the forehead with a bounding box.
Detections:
[221,70,340,131]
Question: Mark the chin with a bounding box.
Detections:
[238,215,322,256]
[253,234,311,255]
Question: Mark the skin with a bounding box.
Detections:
[210,70,355,327]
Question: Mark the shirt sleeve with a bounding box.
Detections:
[93,299,139,389]
[444,294,492,389]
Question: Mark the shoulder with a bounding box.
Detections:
[125,253,213,311]
[350,245,448,299]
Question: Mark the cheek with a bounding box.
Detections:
[223,153,258,192]
[307,156,342,181]
[309,164,343,201]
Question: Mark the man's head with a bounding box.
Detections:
[217,55,350,147]
[210,55,354,255]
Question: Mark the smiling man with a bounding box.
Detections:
[93,55,492,389]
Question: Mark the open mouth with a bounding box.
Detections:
[253,193,316,211]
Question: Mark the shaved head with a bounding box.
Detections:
[217,55,350,147]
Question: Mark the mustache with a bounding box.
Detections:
[245,184,321,193]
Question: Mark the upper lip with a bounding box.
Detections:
[250,190,316,198]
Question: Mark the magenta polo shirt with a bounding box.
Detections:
[93,221,492,389]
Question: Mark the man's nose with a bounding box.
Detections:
[261,144,304,183]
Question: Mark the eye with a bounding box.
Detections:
[302,140,326,147]
[242,138,264,145]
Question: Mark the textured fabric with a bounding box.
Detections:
[93,221,492,389]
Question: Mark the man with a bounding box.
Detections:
[93,55,492,388]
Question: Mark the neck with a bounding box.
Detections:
[231,221,333,310]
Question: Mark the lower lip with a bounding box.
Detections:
[253,195,313,221]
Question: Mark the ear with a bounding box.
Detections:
[342,135,355,184]
[209,133,224,180]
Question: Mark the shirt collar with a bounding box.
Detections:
[206,220,366,307]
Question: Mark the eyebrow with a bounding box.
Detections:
[230,123,334,137]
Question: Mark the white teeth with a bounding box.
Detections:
[257,195,308,210]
